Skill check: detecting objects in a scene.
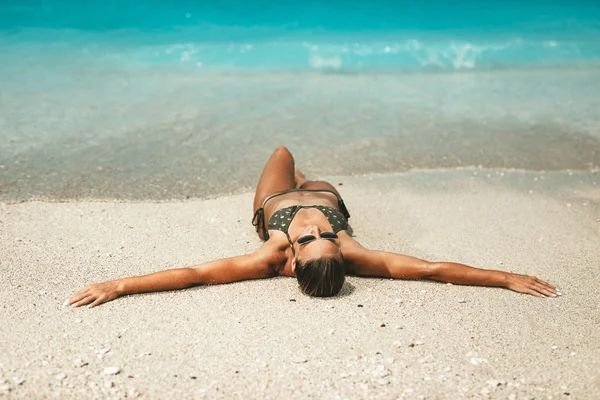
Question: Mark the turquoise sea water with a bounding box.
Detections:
[1,1,599,201]
[2,0,600,71]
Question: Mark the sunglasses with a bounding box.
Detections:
[297,232,338,245]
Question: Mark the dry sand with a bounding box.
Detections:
[1,169,599,399]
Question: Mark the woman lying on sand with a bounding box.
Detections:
[66,146,561,308]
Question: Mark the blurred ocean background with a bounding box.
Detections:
[1,0,599,201]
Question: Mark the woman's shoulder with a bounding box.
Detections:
[338,233,375,274]
[257,234,293,274]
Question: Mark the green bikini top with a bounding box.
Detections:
[252,189,351,245]
[268,204,348,234]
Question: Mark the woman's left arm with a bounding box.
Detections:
[430,261,560,297]
[345,243,560,297]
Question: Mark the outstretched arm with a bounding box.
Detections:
[66,245,277,308]
[345,242,560,297]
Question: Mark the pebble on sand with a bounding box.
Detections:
[458,299,467,303]
[291,356,308,364]
[103,367,121,376]
[73,359,88,368]
[96,348,110,359]
[470,357,488,365]
[371,365,390,378]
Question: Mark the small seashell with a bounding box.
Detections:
[470,357,488,365]
[73,359,88,368]
[371,365,390,378]
[458,299,467,303]
[103,367,121,376]
[327,329,335,335]
[291,355,308,364]
[55,373,67,380]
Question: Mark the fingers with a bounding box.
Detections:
[88,297,105,308]
[508,274,564,298]
[526,282,563,298]
[66,289,90,306]
[71,295,95,307]
[523,288,545,297]
[535,278,562,296]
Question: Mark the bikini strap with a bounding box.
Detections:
[338,198,351,219]
[251,208,269,239]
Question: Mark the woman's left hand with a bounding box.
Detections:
[504,273,561,298]
[64,280,122,308]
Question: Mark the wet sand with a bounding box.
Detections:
[1,169,599,398]
[2,68,600,203]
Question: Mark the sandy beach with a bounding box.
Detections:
[1,169,599,399]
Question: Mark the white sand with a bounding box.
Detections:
[1,169,599,399]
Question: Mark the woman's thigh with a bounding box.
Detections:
[253,146,296,213]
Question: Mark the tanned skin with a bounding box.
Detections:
[66,147,560,308]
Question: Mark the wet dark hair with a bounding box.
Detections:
[295,254,345,297]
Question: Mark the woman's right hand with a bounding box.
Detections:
[504,273,561,298]
[65,280,122,308]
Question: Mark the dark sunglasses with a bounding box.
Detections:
[297,232,338,245]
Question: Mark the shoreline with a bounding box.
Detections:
[1,167,598,205]
[2,67,600,203]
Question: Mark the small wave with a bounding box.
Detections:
[309,54,342,69]
[4,29,598,71]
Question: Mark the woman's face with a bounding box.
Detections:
[292,225,341,269]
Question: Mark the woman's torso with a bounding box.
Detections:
[262,190,350,276]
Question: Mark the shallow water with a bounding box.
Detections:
[1,1,599,201]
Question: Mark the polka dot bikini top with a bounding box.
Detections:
[252,189,351,242]
[268,204,349,234]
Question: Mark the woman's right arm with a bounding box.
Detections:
[65,245,278,308]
